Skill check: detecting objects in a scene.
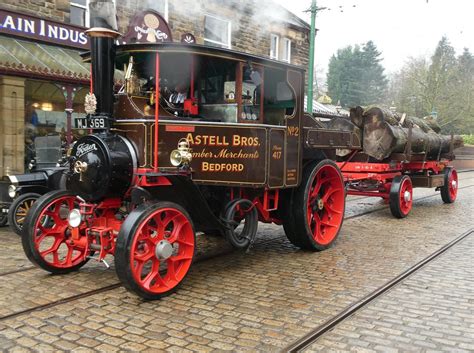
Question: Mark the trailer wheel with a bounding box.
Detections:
[284,160,345,251]
[389,175,413,218]
[440,167,458,204]
[9,193,41,236]
[21,190,90,274]
[115,201,195,300]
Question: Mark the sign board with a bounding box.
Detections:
[121,10,172,44]
[0,9,88,49]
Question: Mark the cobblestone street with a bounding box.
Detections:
[0,171,473,352]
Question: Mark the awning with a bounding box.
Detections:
[0,36,90,83]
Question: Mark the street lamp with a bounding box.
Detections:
[305,2,355,114]
[307,0,317,114]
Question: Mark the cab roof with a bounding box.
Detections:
[114,41,306,72]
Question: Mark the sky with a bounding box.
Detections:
[273,0,474,77]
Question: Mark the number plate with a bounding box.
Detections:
[75,117,108,129]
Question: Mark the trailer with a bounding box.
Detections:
[337,145,458,218]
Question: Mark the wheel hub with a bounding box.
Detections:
[155,240,173,260]
[451,180,457,189]
[403,190,411,203]
[317,198,324,210]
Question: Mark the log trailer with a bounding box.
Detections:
[21,5,361,299]
[334,107,459,218]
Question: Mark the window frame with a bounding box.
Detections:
[70,0,89,27]
[281,38,291,63]
[204,14,232,49]
[70,0,169,27]
[270,34,279,60]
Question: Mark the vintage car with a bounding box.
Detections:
[0,135,67,235]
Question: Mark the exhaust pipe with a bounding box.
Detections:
[86,0,120,117]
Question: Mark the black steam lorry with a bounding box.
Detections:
[21,2,361,299]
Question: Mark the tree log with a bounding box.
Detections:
[362,107,463,160]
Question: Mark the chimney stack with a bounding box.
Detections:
[86,0,120,117]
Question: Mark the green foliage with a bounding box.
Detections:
[462,135,474,145]
[327,41,387,107]
[389,37,474,134]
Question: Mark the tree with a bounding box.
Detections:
[388,57,429,118]
[361,41,388,103]
[388,37,474,134]
[327,41,387,107]
[452,48,474,133]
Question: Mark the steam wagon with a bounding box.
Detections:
[21,6,361,299]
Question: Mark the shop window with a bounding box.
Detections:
[281,38,291,63]
[204,15,231,49]
[24,81,66,170]
[270,34,279,60]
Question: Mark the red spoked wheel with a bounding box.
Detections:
[441,167,458,203]
[115,201,195,300]
[389,175,413,218]
[21,190,90,274]
[283,160,345,251]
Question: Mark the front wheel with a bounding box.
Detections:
[283,160,346,251]
[115,201,196,300]
[9,193,41,236]
[21,190,91,274]
[440,167,458,203]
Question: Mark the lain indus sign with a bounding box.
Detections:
[0,9,88,49]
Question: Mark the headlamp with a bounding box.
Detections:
[8,185,17,198]
[68,209,82,228]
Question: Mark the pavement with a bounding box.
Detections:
[0,171,473,352]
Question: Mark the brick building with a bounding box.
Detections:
[0,0,309,175]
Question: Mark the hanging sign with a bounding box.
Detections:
[121,10,172,44]
[181,33,196,44]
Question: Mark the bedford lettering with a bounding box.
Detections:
[201,162,244,172]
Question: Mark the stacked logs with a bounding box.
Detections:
[348,106,463,161]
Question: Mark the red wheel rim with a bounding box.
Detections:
[399,177,413,215]
[448,169,458,201]
[307,164,345,245]
[34,196,86,268]
[130,208,194,294]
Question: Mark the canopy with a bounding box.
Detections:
[0,36,90,83]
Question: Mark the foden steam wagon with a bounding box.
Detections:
[21,3,384,299]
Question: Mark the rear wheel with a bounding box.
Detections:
[440,167,458,203]
[389,175,413,218]
[283,160,345,251]
[115,201,195,300]
[21,190,90,274]
[8,193,41,236]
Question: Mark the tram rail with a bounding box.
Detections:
[284,228,474,352]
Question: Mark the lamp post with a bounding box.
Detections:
[307,0,317,114]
